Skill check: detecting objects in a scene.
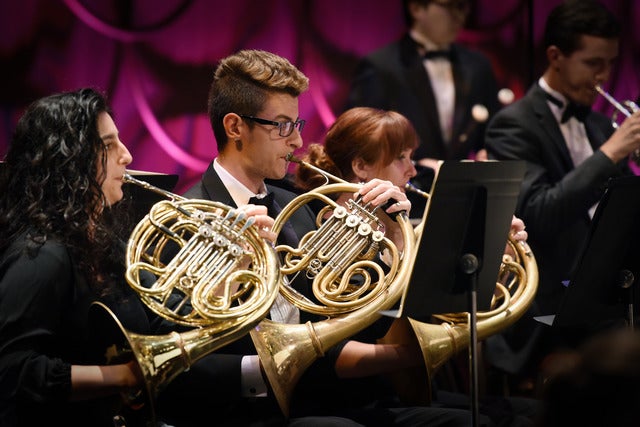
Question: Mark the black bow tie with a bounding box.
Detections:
[424,50,452,61]
[248,192,300,248]
[545,92,591,123]
[248,192,275,216]
[561,102,591,123]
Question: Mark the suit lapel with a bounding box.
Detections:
[399,35,446,152]
[201,164,237,208]
[450,45,471,157]
[583,117,610,152]
[530,85,574,171]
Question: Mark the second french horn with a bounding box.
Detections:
[250,155,418,416]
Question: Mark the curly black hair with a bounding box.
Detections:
[0,88,130,297]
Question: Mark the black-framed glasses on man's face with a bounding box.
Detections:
[239,115,306,137]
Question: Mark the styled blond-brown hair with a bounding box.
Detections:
[208,49,309,151]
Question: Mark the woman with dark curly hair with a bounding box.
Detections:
[0,88,149,426]
[0,87,279,427]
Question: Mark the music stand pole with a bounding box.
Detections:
[461,253,480,427]
[619,269,635,332]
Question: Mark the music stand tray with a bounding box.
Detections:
[553,175,640,333]
[395,160,526,320]
[124,169,179,226]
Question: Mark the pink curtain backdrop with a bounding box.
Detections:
[1,0,639,192]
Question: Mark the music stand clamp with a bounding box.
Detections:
[393,160,525,427]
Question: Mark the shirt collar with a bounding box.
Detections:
[539,77,567,122]
[213,158,267,206]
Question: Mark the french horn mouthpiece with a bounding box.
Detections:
[286,153,301,163]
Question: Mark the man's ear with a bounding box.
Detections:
[547,45,563,70]
[223,113,243,140]
[351,157,371,182]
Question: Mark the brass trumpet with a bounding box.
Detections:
[595,84,639,123]
[595,84,640,164]
[93,172,280,420]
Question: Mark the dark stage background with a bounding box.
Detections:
[1,0,639,192]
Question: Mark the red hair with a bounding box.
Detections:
[296,107,418,191]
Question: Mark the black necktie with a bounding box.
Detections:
[545,92,591,123]
[424,50,452,61]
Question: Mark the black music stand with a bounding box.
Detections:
[553,175,640,341]
[390,160,525,427]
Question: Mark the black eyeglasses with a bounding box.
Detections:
[239,115,306,137]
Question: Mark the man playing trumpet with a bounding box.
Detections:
[484,0,640,398]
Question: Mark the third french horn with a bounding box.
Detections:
[391,178,539,404]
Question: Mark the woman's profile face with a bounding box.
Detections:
[371,148,417,189]
[96,112,132,206]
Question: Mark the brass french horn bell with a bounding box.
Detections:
[392,171,539,404]
[92,172,281,421]
[250,154,418,416]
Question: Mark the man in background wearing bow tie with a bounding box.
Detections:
[347,0,501,218]
[484,0,640,400]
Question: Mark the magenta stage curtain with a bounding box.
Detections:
[1,0,639,191]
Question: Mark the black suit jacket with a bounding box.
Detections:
[485,83,629,315]
[183,162,317,245]
[175,164,407,419]
[347,33,500,162]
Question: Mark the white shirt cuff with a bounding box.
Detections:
[240,355,268,397]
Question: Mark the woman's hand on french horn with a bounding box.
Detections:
[510,215,527,243]
[504,215,527,258]
[238,204,277,243]
[357,178,412,215]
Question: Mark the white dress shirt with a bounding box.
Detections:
[214,158,300,397]
[411,30,455,143]
[539,78,597,217]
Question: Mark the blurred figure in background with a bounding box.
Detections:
[347,0,501,218]
[484,0,639,398]
[537,329,640,426]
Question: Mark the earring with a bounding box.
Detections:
[235,139,242,150]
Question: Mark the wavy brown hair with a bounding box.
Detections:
[0,88,130,297]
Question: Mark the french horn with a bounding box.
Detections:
[388,181,539,404]
[92,172,280,421]
[250,155,419,416]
